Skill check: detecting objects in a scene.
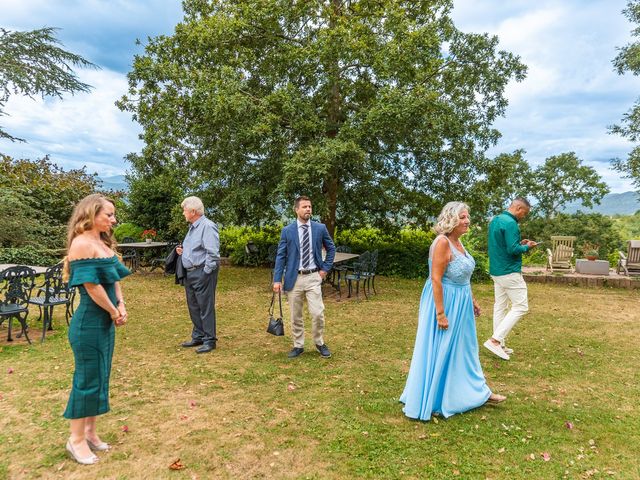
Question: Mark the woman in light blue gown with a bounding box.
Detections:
[400,202,506,421]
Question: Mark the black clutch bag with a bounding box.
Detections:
[267,291,285,336]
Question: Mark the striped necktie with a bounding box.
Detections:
[301,224,311,269]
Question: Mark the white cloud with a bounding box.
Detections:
[2,0,639,193]
[1,68,140,176]
[453,0,640,192]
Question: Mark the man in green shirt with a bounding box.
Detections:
[483,198,538,360]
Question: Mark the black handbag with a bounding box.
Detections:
[266,291,285,336]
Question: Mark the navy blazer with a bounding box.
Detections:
[273,220,336,291]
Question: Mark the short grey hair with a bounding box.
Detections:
[510,197,531,208]
[181,196,205,215]
[434,201,470,235]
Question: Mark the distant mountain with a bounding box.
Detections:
[562,191,640,216]
[98,175,128,192]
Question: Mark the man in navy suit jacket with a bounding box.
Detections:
[273,196,336,358]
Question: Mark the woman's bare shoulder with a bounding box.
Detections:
[432,235,451,261]
[67,236,101,261]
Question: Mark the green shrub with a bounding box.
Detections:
[0,246,61,266]
[522,248,547,267]
[221,225,283,266]
[114,223,144,242]
[336,227,435,279]
[522,212,623,260]
[219,224,493,280]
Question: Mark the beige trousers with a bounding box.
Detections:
[491,272,529,343]
[286,272,325,348]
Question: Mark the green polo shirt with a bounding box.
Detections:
[488,211,529,276]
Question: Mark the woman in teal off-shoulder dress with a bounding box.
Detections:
[62,194,130,465]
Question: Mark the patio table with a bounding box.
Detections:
[116,242,170,272]
[0,264,48,275]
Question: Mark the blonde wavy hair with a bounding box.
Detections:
[434,201,470,235]
[62,194,117,281]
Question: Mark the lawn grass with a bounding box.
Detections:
[1,266,639,479]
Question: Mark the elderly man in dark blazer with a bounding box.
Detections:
[273,196,336,358]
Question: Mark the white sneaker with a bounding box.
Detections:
[502,346,514,355]
[483,339,510,360]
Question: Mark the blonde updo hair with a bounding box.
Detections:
[62,194,117,280]
[434,201,470,235]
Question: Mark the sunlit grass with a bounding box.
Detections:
[1,267,639,479]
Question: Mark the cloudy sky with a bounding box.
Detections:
[2,0,639,192]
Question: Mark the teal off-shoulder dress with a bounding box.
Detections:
[63,256,130,419]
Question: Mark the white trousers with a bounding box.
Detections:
[286,272,325,348]
[491,272,529,343]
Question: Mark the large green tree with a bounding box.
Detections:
[529,152,609,218]
[467,149,534,219]
[612,0,640,192]
[118,0,526,234]
[0,27,96,143]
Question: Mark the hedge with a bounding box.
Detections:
[0,246,61,267]
[219,224,491,281]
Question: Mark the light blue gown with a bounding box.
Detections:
[400,235,491,420]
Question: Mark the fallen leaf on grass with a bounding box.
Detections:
[565,421,574,430]
[169,459,185,470]
[121,425,129,433]
[498,447,505,453]
[541,452,551,461]
[7,368,13,374]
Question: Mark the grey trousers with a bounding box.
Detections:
[185,266,218,345]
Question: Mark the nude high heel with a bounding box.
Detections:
[66,439,99,465]
[87,439,110,452]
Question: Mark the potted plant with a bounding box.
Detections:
[142,229,157,243]
[581,242,600,261]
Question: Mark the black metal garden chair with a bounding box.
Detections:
[346,250,371,300]
[363,249,379,296]
[121,236,139,271]
[0,266,36,344]
[28,262,74,342]
[149,241,180,273]
[331,245,353,298]
[267,244,278,284]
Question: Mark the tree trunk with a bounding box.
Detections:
[322,174,338,238]
[322,0,342,239]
